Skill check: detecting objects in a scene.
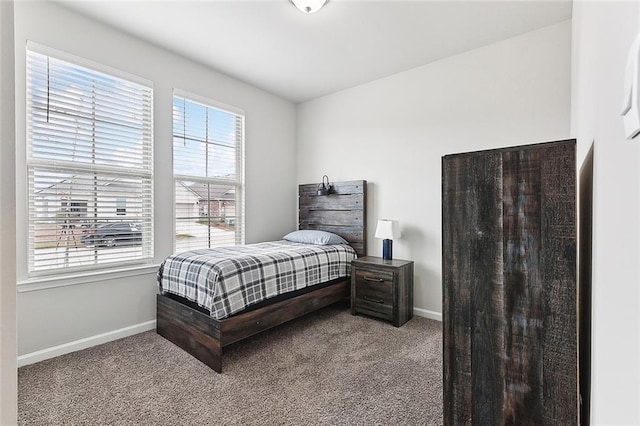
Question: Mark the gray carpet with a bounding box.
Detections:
[18,303,443,425]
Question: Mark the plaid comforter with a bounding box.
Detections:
[157,241,356,320]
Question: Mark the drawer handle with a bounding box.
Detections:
[363,277,385,283]
[363,295,385,304]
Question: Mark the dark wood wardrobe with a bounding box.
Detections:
[442,140,578,425]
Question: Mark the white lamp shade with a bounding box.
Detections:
[375,219,400,240]
[290,0,328,14]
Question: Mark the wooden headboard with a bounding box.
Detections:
[298,180,367,257]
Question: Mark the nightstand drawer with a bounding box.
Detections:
[354,269,394,284]
[354,297,393,321]
[354,278,393,302]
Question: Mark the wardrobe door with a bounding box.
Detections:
[442,140,577,426]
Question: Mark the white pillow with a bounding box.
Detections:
[283,230,349,245]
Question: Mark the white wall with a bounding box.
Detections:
[571,1,640,423]
[297,21,571,319]
[0,0,17,422]
[14,2,297,357]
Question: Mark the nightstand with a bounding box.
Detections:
[351,256,414,327]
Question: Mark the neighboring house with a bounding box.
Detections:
[176,180,236,224]
[33,176,141,245]
[175,181,199,219]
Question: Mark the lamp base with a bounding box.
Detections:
[382,239,393,260]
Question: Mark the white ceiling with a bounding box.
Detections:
[58,0,572,103]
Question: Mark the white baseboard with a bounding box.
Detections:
[17,320,156,367]
[413,307,442,322]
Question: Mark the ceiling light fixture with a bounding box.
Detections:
[290,0,328,14]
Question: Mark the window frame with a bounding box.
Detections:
[25,42,154,278]
[172,89,245,253]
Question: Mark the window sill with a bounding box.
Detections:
[17,263,160,293]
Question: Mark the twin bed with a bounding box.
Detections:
[156,180,367,372]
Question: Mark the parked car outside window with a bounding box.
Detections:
[81,223,142,247]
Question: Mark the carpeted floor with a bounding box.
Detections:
[18,303,443,425]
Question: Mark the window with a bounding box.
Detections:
[116,197,126,215]
[173,93,244,252]
[26,45,153,274]
[61,199,87,217]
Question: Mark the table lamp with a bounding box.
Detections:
[375,219,400,260]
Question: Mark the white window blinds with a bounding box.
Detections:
[27,47,153,274]
[173,94,244,252]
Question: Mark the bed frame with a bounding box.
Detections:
[156,179,367,372]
